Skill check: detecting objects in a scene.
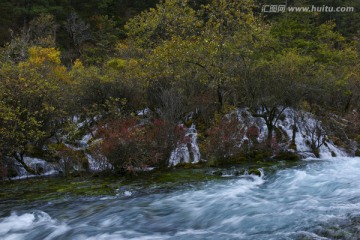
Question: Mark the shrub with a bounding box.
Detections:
[52,144,88,176]
[203,115,245,161]
[94,117,187,174]
[246,125,260,142]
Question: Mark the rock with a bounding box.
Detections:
[248,169,261,177]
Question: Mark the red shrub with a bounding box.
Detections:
[246,125,260,140]
[94,117,188,173]
[204,115,245,159]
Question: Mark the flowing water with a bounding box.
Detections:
[2,157,360,239]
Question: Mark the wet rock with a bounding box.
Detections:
[248,169,261,177]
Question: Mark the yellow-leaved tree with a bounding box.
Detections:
[0,47,72,174]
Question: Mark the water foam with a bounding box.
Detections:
[0,211,69,240]
[3,157,360,239]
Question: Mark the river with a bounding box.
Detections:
[1,157,360,239]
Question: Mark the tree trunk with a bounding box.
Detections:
[217,86,224,110]
[266,122,273,144]
[13,153,36,175]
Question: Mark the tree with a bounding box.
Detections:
[125,0,201,49]
[0,46,72,173]
[64,12,93,61]
[240,17,359,145]
[243,50,314,142]
[4,14,57,63]
[81,15,122,65]
[28,14,58,47]
[127,0,266,111]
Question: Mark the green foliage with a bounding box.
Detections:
[0,0,359,177]
[0,47,72,167]
[125,0,201,49]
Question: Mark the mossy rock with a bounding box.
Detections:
[248,169,261,177]
[273,151,300,161]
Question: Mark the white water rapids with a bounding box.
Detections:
[1,157,360,239]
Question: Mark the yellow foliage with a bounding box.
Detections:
[106,58,127,70]
[28,47,61,65]
[115,42,129,52]
[73,59,84,69]
[54,66,69,82]
[299,101,311,112]
[128,59,138,68]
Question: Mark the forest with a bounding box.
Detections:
[0,0,360,178]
